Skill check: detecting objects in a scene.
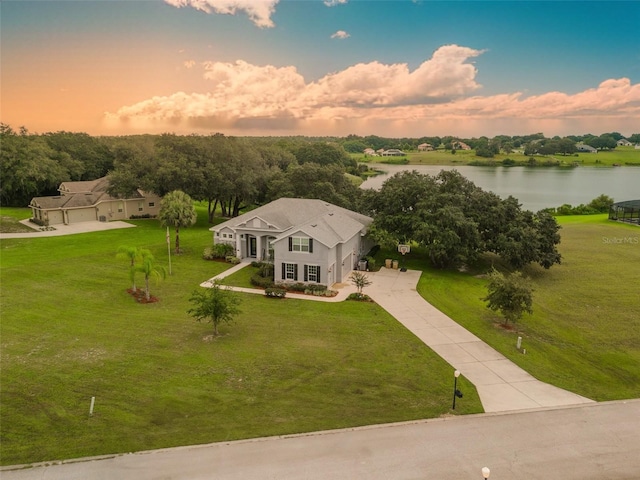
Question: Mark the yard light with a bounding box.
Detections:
[452,370,463,409]
[482,466,491,479]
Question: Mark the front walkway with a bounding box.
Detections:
[203,264,594,413]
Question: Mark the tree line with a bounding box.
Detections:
[1,124,564,271]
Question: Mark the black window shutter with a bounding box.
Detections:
[288,237,293,251]
[317,266,321,283]
[309,238,313,253]
[294,264,298,281]
[281,263,286,280]
[304,265,308,282]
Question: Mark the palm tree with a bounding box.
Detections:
[136,249,166,301]
[158,190,197,254]
[116,245,141,292]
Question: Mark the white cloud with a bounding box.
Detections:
[164,0,279,28]
[330,30,350,39]
[183,60,196,69]
[106,45,640,135]
[324,0,348,6]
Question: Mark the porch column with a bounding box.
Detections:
[256,236,263,261]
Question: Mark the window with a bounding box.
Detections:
[138,201,144,212]
[118,202,123,213]
[282,263,298,281]
[305,265,320,283]
[149,202,155,207]
[289,237,313,253]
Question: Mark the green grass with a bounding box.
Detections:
[0,207,37,233]
[382,215,639,401]
[0,208,482,465]
[354,146,640,167]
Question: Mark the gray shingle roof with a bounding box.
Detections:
[211,198,372,246]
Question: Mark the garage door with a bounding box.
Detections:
[67,208,97,223]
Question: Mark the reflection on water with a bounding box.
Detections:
[360,165,640,211]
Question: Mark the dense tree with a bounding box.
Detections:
[587,134,617,150]
[266,163,361,210]
[188,282,241,336]
[0,125,67,206]
[43,131,114,180]
[158,190,198,254]
[588,194,615,213]
[483,270,533,326]
[366,170,562,270]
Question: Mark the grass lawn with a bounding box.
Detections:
[0,208,482,465]
[375,215,639,401]
[0,207,39,233]
[354,146,640,167]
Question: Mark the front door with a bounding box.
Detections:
[249,236,257,258]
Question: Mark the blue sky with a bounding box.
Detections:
[2,0,639,137]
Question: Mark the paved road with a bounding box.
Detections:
[3,400,639,479]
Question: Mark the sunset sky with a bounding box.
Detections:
[2,0,639,138]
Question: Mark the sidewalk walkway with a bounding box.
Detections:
[204,264,594,413]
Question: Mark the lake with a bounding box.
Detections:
[360,165,640,211]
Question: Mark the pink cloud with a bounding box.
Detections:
[164,0,279,28]
[106,45,640,135]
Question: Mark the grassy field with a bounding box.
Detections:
[354,146,640,167]
[0,208,482,465]
[373,215,640,401]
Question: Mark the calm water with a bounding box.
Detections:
[360,165,640,211]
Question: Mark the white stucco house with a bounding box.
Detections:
[210,198,374,286]
[29,176,161,226]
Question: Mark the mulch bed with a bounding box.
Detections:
[127,288,159,304]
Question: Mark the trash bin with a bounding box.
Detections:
[358,260,367,271]
[385,259,392,268]
[392,260,399,269]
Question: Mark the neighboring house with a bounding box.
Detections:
[210,198,374,286]
[29,176,161,226]
[576,144,597,153]
[418,143,433,151]
[617,139,633,147]
[376,148,386,155]
[452,141,471,150]
[381,149,406,156]
[363,148,376,156]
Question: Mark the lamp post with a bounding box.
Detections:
[482,466,491,479]
[452,370,463,409]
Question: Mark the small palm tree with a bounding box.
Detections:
[136,249,166,301]
[116,245,141,291]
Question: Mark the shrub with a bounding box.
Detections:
[250,274,274,289]
[225,256,240,265]
[203,243,234,260]
[265,287,286,298]
[347,293,372,301]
